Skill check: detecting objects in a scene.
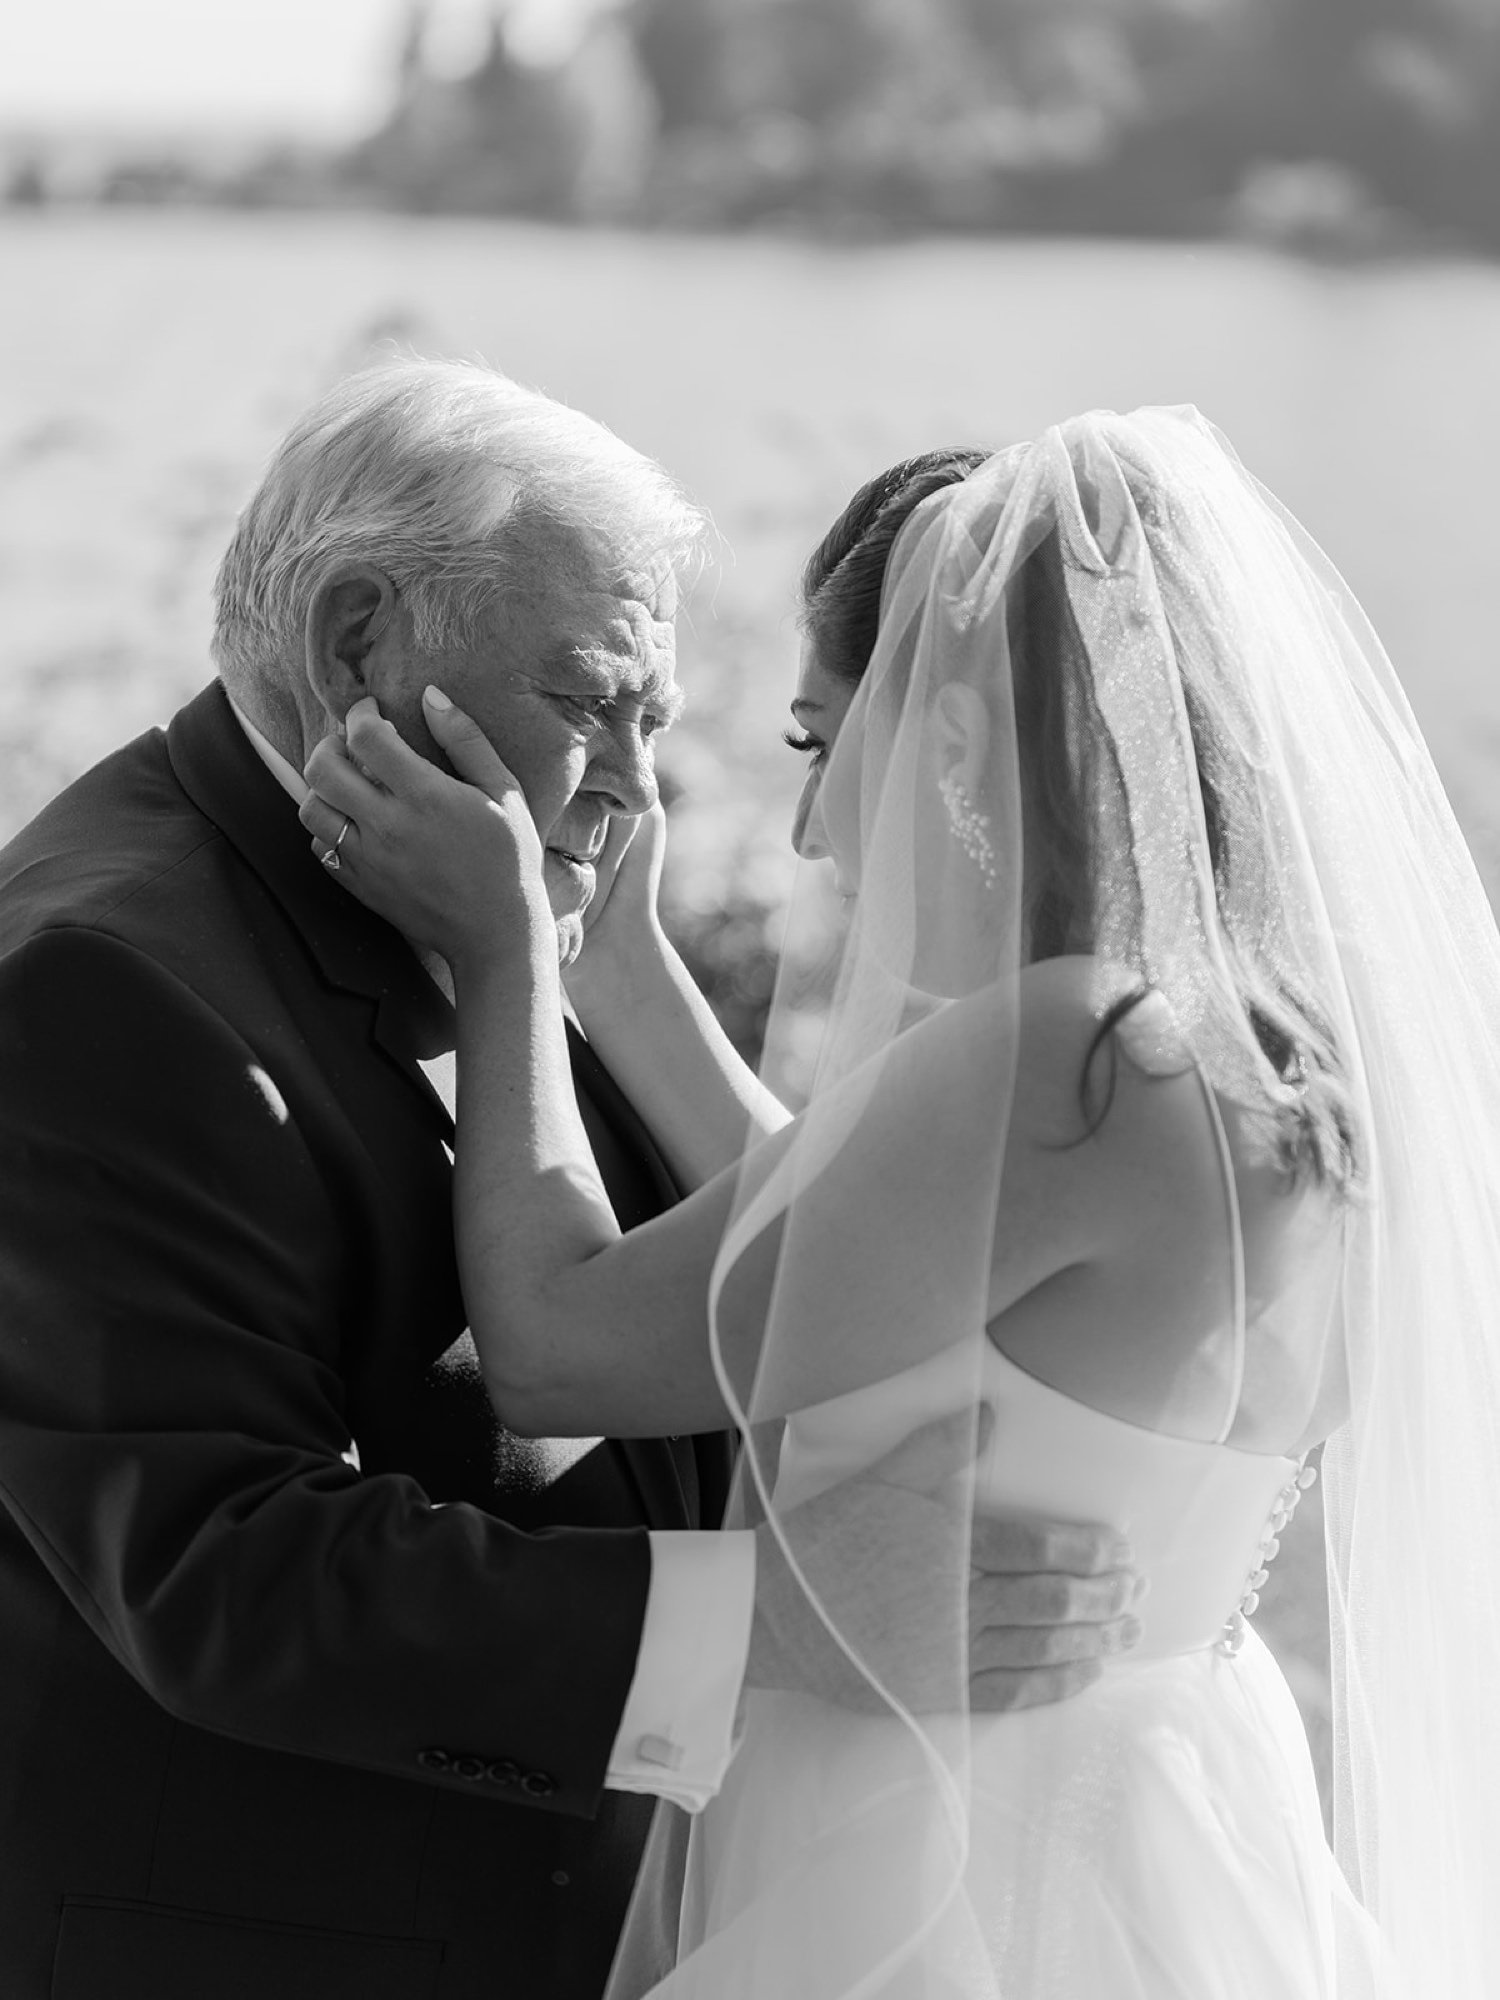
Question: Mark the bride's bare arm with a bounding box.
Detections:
[450,934,803,1436]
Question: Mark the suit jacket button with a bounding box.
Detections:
[486,1759,522,1787]
[417,1748,451,1773]
[521,1771,556,1798]
[452,1754,486,1781]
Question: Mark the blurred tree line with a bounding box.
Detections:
[345,0,1500,254]
[11,0,1498,257]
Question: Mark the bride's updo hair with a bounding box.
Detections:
[801,449,1359,1195]
[800,448,993,682]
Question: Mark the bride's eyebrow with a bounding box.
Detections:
[790,698,825,723]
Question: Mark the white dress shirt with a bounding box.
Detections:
[226,696,752,1809]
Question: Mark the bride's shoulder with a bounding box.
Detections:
[1015,955,1190,1069]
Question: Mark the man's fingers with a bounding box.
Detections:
[868,1403,992,1497]
[971,1566,1138,1629]
[971,1613,1142,1673]
[421,686,520,797]
[969,1513,1132,1578]
[969,1659,1105,1715]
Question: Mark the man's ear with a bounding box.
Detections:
[930,682,990,795]
[305,565,399,725]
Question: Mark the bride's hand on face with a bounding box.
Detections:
[299,690,547,971]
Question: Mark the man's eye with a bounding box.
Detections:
[782,728,825,762]
[562,695,608,728]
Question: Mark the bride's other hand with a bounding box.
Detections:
[299,691,548,969]
[568,800,666,995]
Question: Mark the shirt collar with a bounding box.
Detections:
[225,693,310,806]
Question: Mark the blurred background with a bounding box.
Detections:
[7,0,1500,1818]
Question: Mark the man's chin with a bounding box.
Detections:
[553,914,585,968]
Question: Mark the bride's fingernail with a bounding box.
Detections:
[423,685,452,711]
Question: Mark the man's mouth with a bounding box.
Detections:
[546,846,601,905]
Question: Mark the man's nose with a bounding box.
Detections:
[591,724,658,817]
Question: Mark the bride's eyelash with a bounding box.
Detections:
[782,728,824,758]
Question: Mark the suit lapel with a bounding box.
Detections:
[167,684,456,1145]
[567,1024,704,1530]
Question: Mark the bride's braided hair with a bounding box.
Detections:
[802,452,1360,1196]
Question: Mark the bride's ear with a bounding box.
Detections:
[930,683,990,797]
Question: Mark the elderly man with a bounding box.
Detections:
[0,360,1135,2000]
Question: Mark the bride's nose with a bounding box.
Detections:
[792,771,829,860]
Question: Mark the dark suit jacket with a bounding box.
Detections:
[0,682,732,2000]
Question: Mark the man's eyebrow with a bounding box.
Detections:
[549,646,686,720]
[543,644,612,686]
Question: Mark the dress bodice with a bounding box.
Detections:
[775,1339,1301,1662]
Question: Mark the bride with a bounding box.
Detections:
[300,408,1500,1996]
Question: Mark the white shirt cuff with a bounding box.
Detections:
[606,1529,756,1812]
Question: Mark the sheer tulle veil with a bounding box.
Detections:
[609,408,1500,1996]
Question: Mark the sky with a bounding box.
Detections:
[0,0,608,140]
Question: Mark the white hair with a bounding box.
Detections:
[211,357,705,683]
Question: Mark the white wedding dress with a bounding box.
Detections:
[692,1357,1385,1997]
[670,1064,1397,1998]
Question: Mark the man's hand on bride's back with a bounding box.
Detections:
[965,1510,1143,1709]
[744,1408,1142,1715]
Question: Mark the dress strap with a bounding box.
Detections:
[1113,988,1247,1446]
[1194,1066,1247,1446]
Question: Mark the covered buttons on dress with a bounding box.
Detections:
[1218,1459,1317,1657]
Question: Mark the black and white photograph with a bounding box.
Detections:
[2,3,1499,1995]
